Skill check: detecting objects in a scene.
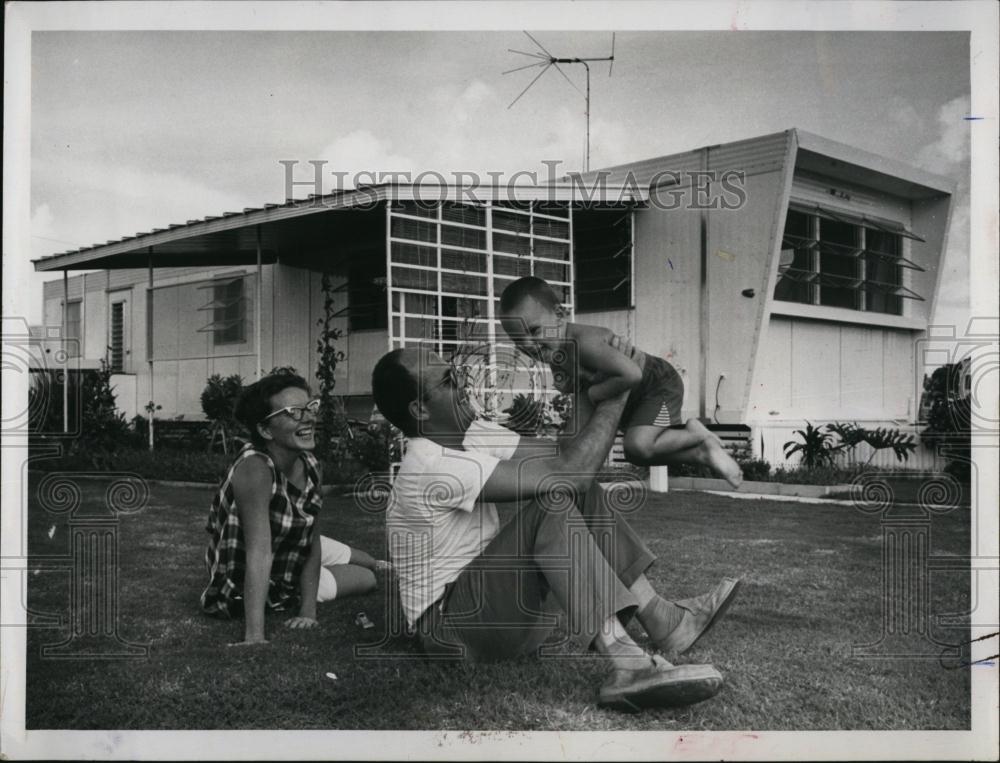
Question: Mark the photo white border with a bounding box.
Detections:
[3,1,997,760]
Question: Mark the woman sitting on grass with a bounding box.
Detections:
[199,370,389,645]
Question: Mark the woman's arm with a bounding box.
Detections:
[232,456,275,644]
[287,529,321,628]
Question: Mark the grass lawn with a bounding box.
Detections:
[24,475,971,730]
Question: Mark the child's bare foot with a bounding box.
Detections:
[705,441,743,489]
[685,418,724,447]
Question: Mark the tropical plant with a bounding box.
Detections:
[783,421,836,468]
[859,426,917,464]
[826,421,917,465]
[315,272,347,461]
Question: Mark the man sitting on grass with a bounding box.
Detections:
[372,346,741,712]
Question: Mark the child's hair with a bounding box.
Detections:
[235,371,311,447]
[499,276,561,315]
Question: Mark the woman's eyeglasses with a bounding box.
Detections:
[262,398,321,423]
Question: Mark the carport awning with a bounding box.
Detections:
[32,183,648,272]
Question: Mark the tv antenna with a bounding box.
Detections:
[504,31,615,173]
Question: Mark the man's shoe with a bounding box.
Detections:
[598,655,723,713]
[656,577,742,659]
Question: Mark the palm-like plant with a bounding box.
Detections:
[861,427,917,464]
[783,422,836,468]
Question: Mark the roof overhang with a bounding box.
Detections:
[793,129,956,200]
[32,183,648,273]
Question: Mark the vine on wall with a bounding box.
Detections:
[315,271,347,461]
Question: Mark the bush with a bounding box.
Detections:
[921,394,971,482]
[200,373,245,453]
[783,422,836,468]
[30,448,234,484]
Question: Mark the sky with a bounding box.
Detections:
[22,27,974,329]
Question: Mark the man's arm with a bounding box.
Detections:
[479,390,627,503]
[577,329,642,405]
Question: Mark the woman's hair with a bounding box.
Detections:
[235,371,312,448]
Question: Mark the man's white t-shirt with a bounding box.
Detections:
[387,419,521,626]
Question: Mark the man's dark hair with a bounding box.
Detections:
[371,349,420,437]
[234,371,311,448]
[499,276,561,315]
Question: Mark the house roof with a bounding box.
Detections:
[567,128,956,199]
[32,183,647,272]
[33,128,957,273]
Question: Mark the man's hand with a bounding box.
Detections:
[285,616,320,629]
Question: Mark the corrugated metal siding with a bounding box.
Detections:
[582,130,791,189]
[43,274,84,301]
[707,131,790,176]
[583,149,702,188]
[108,267,148,290]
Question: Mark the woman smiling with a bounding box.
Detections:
[199,371,387,644]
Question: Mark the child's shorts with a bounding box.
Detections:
[621,354,684,430]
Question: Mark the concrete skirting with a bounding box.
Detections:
[663,475,853,499]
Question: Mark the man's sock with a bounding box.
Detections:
[594,617,657,671]
[637,595,686,644]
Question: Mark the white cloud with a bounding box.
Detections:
[915,96,970,177]
[34,156,255,249]
[315,130,418,192]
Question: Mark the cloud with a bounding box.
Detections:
[32,156,255,253]
[315,130,418,192]
[915,96,971,177]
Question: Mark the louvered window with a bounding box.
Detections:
[774,206,923,315]
[109,302,124,372]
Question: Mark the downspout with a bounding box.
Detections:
[698,147,709,420]
[255,225,263,379]
[147,250,154,451]
[62,270,69,434]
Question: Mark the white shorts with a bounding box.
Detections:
[317,535,353,603]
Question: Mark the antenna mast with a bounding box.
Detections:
[504,32,615,173]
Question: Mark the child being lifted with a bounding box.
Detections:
[499,276,743,488]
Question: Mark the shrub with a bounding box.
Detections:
[783,422,836,468]
[922,396,971,482]
[30,448,234,484]
[200,373,245,454]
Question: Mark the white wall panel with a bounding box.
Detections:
[790,320,842,415]
[838,326,885,418]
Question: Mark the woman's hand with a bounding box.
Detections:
[374,560,394,573]
[284,616,319,629]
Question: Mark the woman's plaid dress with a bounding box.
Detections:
[200,443,322,618]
